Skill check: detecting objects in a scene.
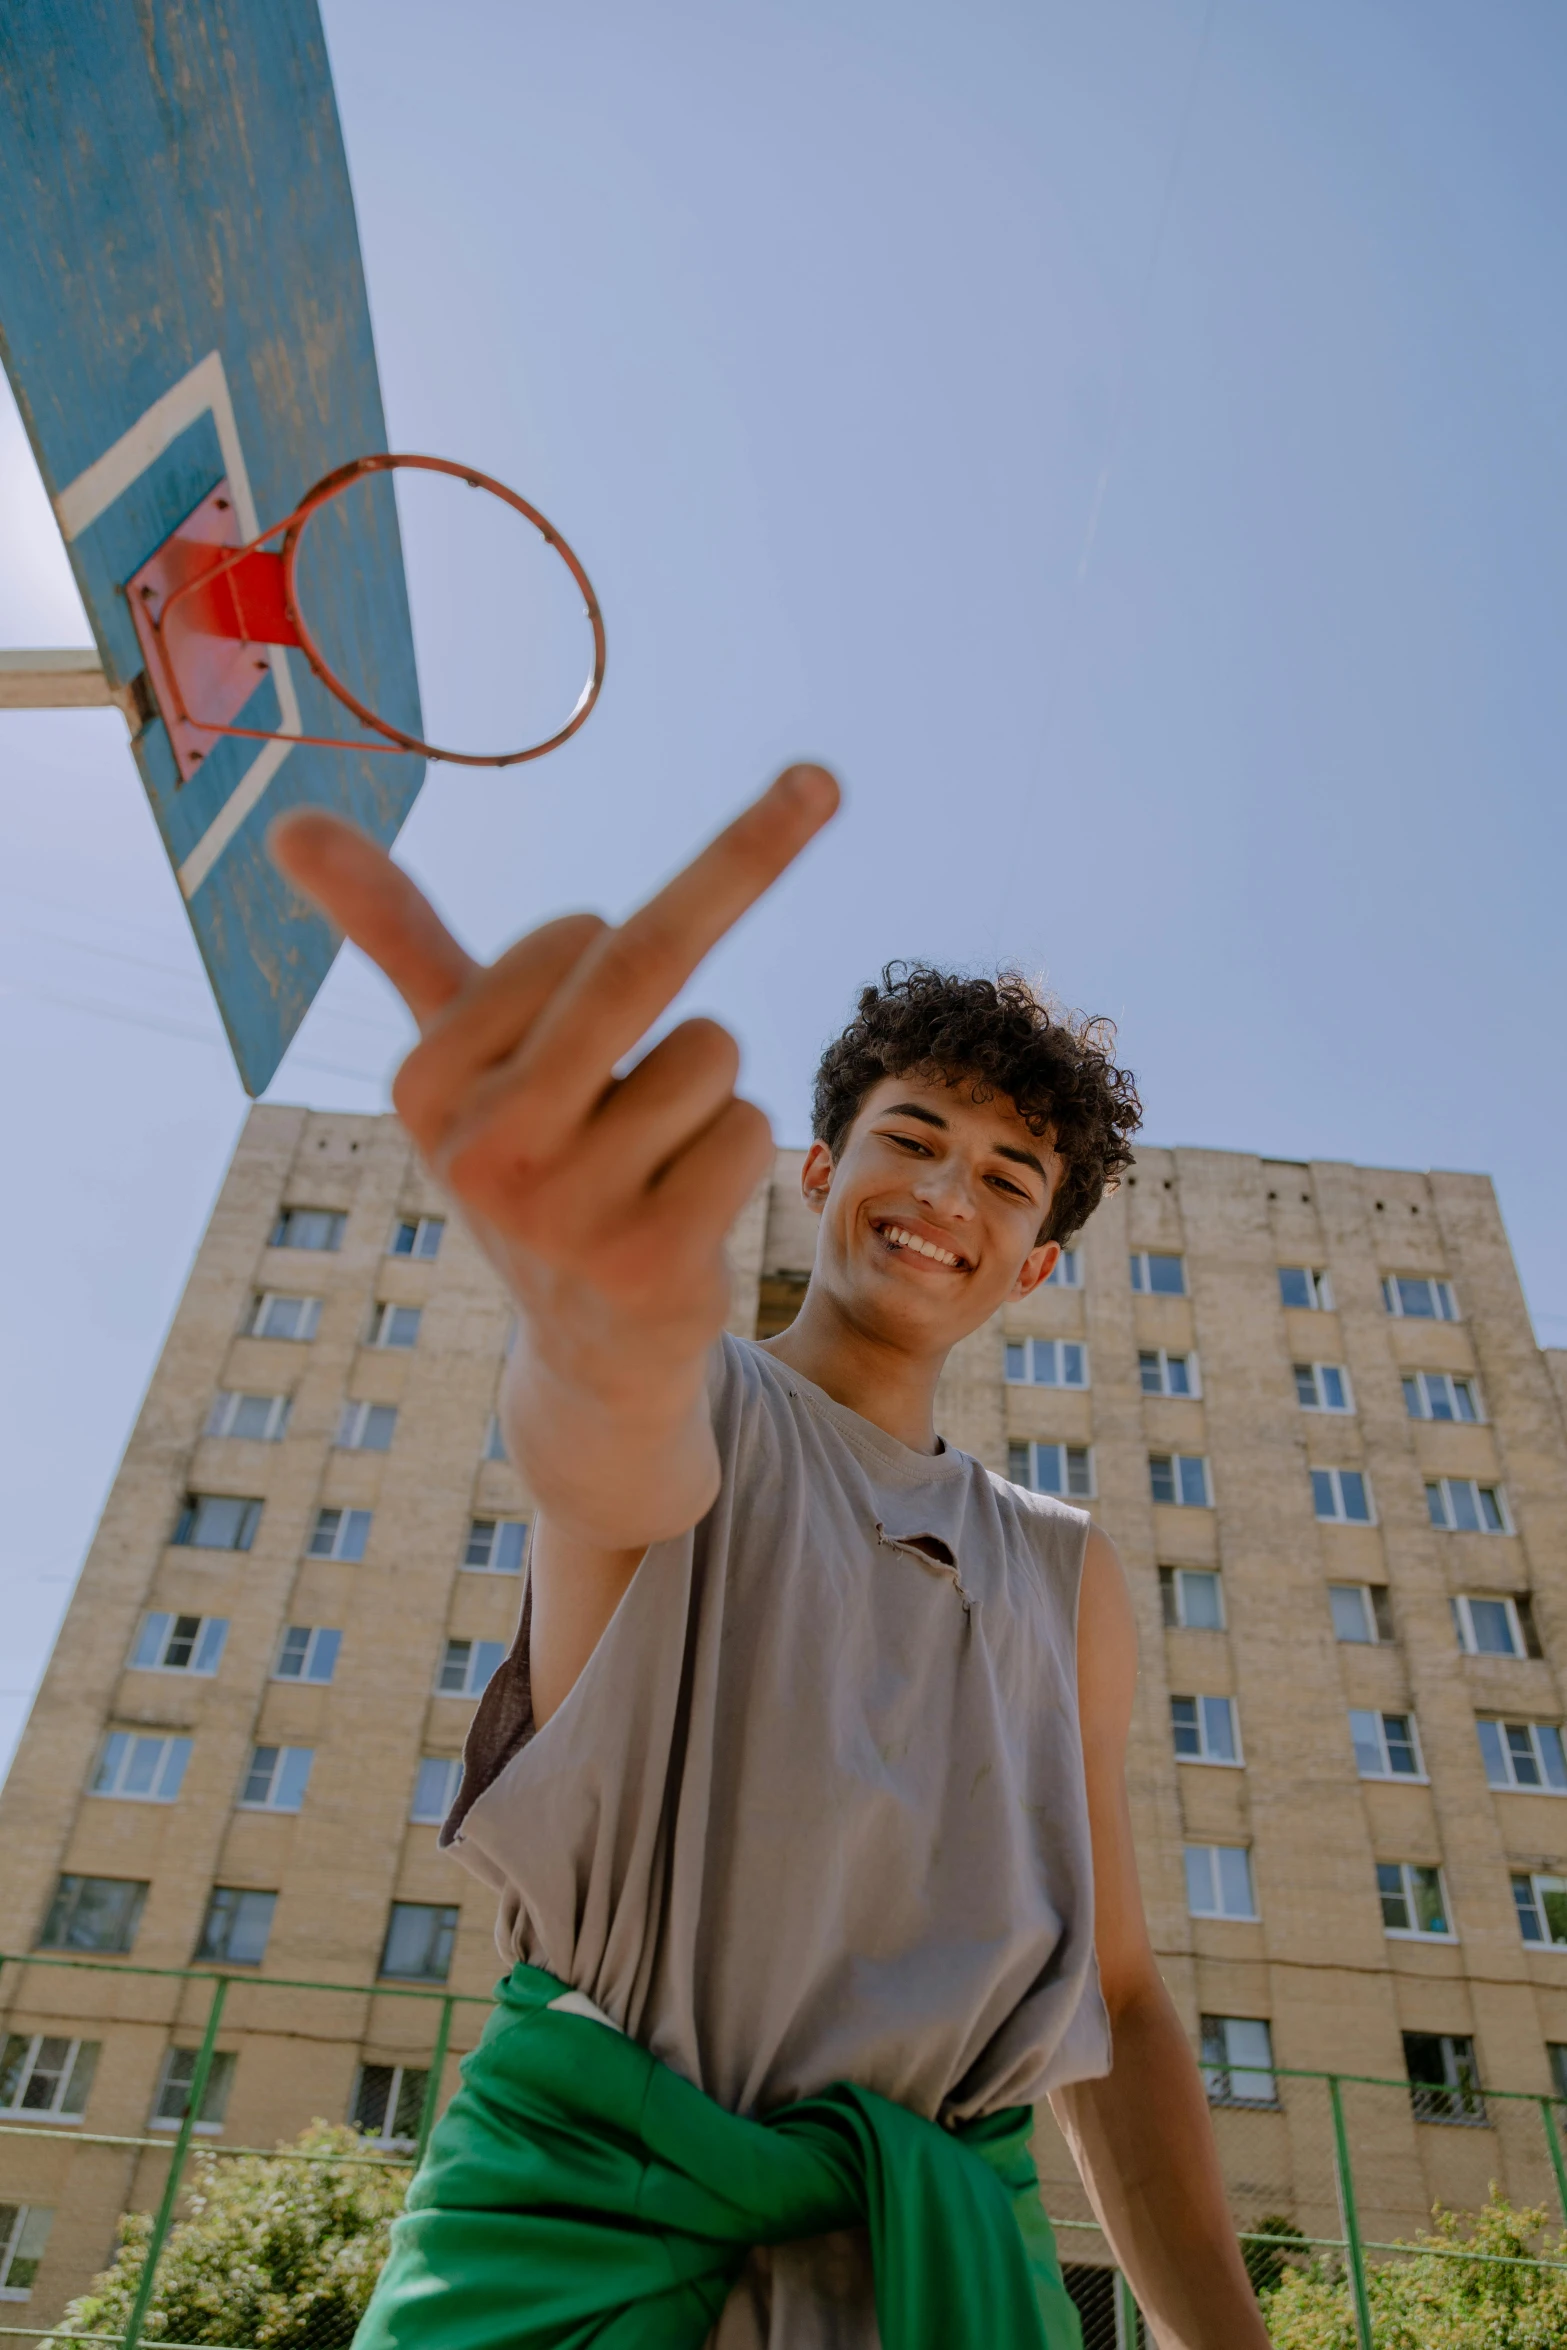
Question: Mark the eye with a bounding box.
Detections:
[989,1174,1031,1200]
[884,1130,932,1155]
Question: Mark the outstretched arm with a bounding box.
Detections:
[1051,1528,1272,2350]
[271,764,839,1721]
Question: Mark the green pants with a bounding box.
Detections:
[354,1964,1082,2350]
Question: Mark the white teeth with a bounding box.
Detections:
[882,1223,960,1268]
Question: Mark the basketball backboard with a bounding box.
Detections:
[0,0,424,1094]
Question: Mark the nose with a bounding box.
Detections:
[910,1159,976,1220]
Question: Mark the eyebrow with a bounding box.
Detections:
[881,1102,1049,1186]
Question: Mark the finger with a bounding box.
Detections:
[500,763,838,1161]
[394,912,607,1146]
[269,809,478,1030]
[640,1093,776,1247]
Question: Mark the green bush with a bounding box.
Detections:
[1263,2189,1567,2349]
[45,2124,409,2350]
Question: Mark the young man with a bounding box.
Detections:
[273,768,1270,2350]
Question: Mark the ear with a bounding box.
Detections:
[800,1139,835,1219]
[1011,1239,1061,1301]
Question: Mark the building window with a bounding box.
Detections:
[1044,1248,1082,1288]
[37,1876,147,1955]
[1005,1339,1088,1388]
[1294,1362,1353,1413]
[1160,1567,1224,1631]
[1452,1593,1531,1658]
[436,1640,505,1699]
[1184,1845,1258,1920]
[1199,2016,1277,2107]
[380,1903,458,1983]
[89,1732,191,1804]
[367,1302,422,1350]
[0,2206,52,2300]
[194,1887,277,1967]
[483,1414,508,1462]
[464,1518,527,1574]
[1129,1252,1185,1296]
[238,1746,314,1812]
[273,1626,341,1684]
[1403,2032,1485,2126]
[1140,1350,1199,1398]
[411,1756,463,1824]
[390,1216,444,1260]
[1149,1453,1211,1508]
[1279,1267,1332,1311]
[151,2047,236,2133]
[206,1390,292,1441]
[129,1613,228,1675]
[173,1494,262,1552]
[1383,1275,1458,1322]
[336,1401,398,1453]
[1513,1875,1567,1949]
[270,1208,345,1253]
[1404,1371,1481,1424]
[1171,1695,1241,1766]
[246,1293,322,1342]
[1329,1583,1394,1645]
[351,2062,429,2147]
[1427,1479,1510,1535]
[1350,1710,1424,1780]
[1311,1468,1372,1524]
[1378,1862,1453,1940]
[1008,1442,1094,1499]
[1478,1719,1567,1792]
[1551,2044,1567,2104]
[307,1507,373,1562]
[0,2036,98,2122]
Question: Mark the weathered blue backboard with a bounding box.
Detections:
[0,0,424,1093]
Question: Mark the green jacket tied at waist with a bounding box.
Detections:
[352,1963,1083,2350]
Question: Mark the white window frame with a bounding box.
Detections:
[1349,1708,1426,1782]
[194,1886,278,1966]
[1043,1248,1082,1288]
[1311,1466,1374,1525]
[1382,1274,1459,1322]
[1171,1695,1242,1767]
[1139,1348,1201,1399]
[246,1292,322,1342]
[1160,1567,1225,1632]
[1403,1370,1482,1424]
[269,1208,346,1253]
[307,1507,373,1562]
[351,2059,430,2147]
[272,1625,342,1685]
[366,1301,423,1350]
[128,1612,228,1676]
[435,1639,506,1700]
[1199,2015,1277,2107]
[0,2035,98,2123]
[1184,1844,1259,1921]
[1279,1267,1333,1311]
[1478,1719,1567,1792]
[336,1400,398,1453]
[205,1390,292,1441]
[1452,1592,1526,1658]
[463,1518,528,1574]
[89,1732,190,1805]
[149,2047,236,2135]
[1294,1361,1354,1414]
[1378,1860,1456,1941]
[1513,1873,1567,1950]
[237,1745,314,1813]
[1427,1478,1511,1535]
[0,2205,52,2300]
[1129,1251,1186,1297]
[1003,1337,1090,1389]
[1328,1583,1393,1646]
[1149,1452,1212,1508]
[173,1493,262,1552]
[410,1756,464,1824]
[1007,1441,1095,1500]
[389,1215,445,1260]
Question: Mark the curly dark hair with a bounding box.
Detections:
[811,963,1141,1245]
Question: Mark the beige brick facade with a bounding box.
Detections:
[4,1109,1567,2317]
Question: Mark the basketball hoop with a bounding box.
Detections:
[125,453,605,782]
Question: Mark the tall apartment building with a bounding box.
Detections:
[4,1104,1567,2325]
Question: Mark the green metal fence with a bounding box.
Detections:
[5,1950,1567,2350]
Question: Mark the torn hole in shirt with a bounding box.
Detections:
[874,1522,976,1614]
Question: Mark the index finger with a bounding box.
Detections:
[269,808,480,1031]
[501,761,839,1154]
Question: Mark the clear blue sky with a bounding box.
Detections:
[3,0,1565,1776]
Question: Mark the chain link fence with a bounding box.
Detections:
[5,1951,1567,2348]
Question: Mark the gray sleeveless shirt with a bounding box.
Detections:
[444,1334,1109,2346]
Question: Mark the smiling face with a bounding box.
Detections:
[798,1072,1064,1354]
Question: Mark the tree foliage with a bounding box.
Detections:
[45,2124,409,2350]
[1263,2189,1567,2349]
